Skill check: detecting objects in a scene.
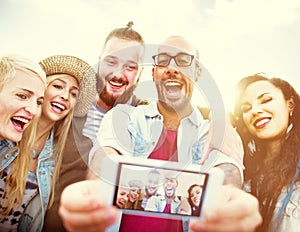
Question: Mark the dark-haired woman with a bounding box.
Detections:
[234,73,300,232]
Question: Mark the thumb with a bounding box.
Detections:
[60,180,103,211]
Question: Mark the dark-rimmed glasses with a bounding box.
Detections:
[152,52,194,67]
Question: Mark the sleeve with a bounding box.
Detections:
[88,104,135,166]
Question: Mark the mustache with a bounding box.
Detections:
[162,74,181,81]
[158,75,185,86]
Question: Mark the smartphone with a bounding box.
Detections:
[98,155,224,219]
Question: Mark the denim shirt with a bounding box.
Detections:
[18,131,55,232]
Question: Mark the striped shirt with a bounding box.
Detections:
[82,101,107,144]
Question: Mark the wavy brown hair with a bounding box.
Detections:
[234,74,300,231]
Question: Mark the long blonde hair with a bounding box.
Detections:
[2,119,39,216]
[0,54,46,216]
[39,73,76,208]
[49,103,74,207]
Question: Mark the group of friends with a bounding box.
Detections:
[0,21,299,232]
[115,168,203,218]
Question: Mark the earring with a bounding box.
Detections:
[286,111,293,138]
[286,123,293,134]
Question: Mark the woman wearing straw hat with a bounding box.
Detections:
[123,179,144,210]
[0,55,96,232]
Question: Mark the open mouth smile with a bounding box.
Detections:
[162,80,184,98]
[51,102,67,113]
[109,80,126,88]
[253,117,271,129]
[11,116,30,133]
[165,81,183,90]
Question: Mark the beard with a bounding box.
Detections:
[97,72,138,107]
[99,87,117,107]
[99,84,138,107]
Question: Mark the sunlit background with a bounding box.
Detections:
[1,0,299,112]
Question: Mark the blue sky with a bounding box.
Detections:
[1,0,300,111]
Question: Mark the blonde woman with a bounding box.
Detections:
[0,54,46,142]
[0,55,96,232]
[123,180,144,210]
[0,54,46,229]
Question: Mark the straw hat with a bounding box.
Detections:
[39,55,97,117]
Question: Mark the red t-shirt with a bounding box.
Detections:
[119,128,183,232]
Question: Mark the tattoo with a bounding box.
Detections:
[215,163,242,188]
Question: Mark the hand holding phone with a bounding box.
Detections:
[98,155,224,220]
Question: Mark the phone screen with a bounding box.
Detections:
[113,162,209,217]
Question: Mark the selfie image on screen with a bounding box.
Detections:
[113,162,208,217]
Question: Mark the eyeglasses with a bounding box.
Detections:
[152,52,194,67]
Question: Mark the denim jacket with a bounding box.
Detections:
[0,139,19,170]
[126,103,208,165]
[18,130,55,232]
[94,103,242,172]
[93,103,206,164]
[0,131,55,232]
